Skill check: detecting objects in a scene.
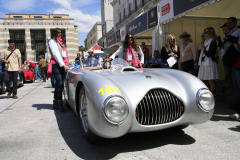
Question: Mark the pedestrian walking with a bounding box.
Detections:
[38,55,47,82]
[0,39,22,99]
[25,60,42,81]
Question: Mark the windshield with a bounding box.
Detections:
[69,58,130,70]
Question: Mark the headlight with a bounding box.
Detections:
[104,96,129,124]
[196,88,215,112]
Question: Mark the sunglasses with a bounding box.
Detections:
[204,31,208,34]
[169,38,175,41]
[57,31,62,34]
[129,37,133,40]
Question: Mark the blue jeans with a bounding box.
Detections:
[34,66,42,80]
[232,68,240,114]
[52,64,65,100]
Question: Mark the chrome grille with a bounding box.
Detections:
[136,89,184,125]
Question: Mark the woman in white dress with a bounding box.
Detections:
[198,27,219,93]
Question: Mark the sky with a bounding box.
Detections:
[0,0,102,47]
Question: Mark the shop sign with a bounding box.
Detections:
[159,0,174,24]
[148,6,158,29]
[173,0,210,16]
[116,29,121,43]
[106,32,116,47]
[126,12,147,35]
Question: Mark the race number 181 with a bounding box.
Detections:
[98,86,120,95]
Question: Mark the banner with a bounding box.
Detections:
[126,12,147,35]
[159,0,174,24]
[173,0,210,16]
[116,29,121,43]
[106,32,116,47]
[148,6,158,29]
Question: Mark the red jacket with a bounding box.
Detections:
[29,62,36,68]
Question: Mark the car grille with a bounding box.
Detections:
[135,89,184,125]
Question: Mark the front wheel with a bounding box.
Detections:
[79,86,99,143]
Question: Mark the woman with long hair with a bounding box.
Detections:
[47,28,69,112]
[198,27,219,93]
[160,34,180,69]
[110,33,144,68]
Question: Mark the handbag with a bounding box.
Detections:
[2,48,16,72]
[222,44,238,67]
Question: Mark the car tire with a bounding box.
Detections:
[79,86,99,143]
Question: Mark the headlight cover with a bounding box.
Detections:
[196,88,215,112]
[104,96,129,124]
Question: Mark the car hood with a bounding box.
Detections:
[94,67,207,106]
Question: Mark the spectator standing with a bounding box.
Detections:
[226,17,240,121]
[47,28,69,112]
[179,32,198,73]
[75,53,81,65]
[160,34,180,69]
[0,39,22,99]
[198,27,219,93]
[26,60,42,81]
[141,42,150,64]
[218,23,234,96]
[39,55,47,82]
[110,33,144,68]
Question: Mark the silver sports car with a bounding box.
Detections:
[64,58,215,142]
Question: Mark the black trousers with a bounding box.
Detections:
[3,71,18,95]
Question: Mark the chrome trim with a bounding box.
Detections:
[103,95,129,125]
[136,89,184,125]
[196,88,215,112]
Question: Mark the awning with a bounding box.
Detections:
[91,45,104,54]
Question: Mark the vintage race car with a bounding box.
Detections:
[64,58,215,142]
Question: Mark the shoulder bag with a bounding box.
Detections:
[2,48,16,72]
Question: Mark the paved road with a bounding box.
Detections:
[0,80,239,160]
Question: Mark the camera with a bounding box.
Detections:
[201,57,205,62]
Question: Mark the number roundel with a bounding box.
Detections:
[98,86,120,96]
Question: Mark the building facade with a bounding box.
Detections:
[99,0,158,55]
[0,14,79,62]
[86,22,102,50]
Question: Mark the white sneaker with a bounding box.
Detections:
[229,113,240,120]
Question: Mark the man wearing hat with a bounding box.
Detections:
[0,39,22,99]
[87,49,97,67]
[179,32,197,74]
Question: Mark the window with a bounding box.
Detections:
[53,16,62,18]
[13,16,22,18]
[34,16,42,18]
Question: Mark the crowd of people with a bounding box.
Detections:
[1,17,240,121]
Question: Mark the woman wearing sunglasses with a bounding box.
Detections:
[160,34,180,69]
[47,28,70,112]
[110,33,144,68]
[198,27,219,94]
